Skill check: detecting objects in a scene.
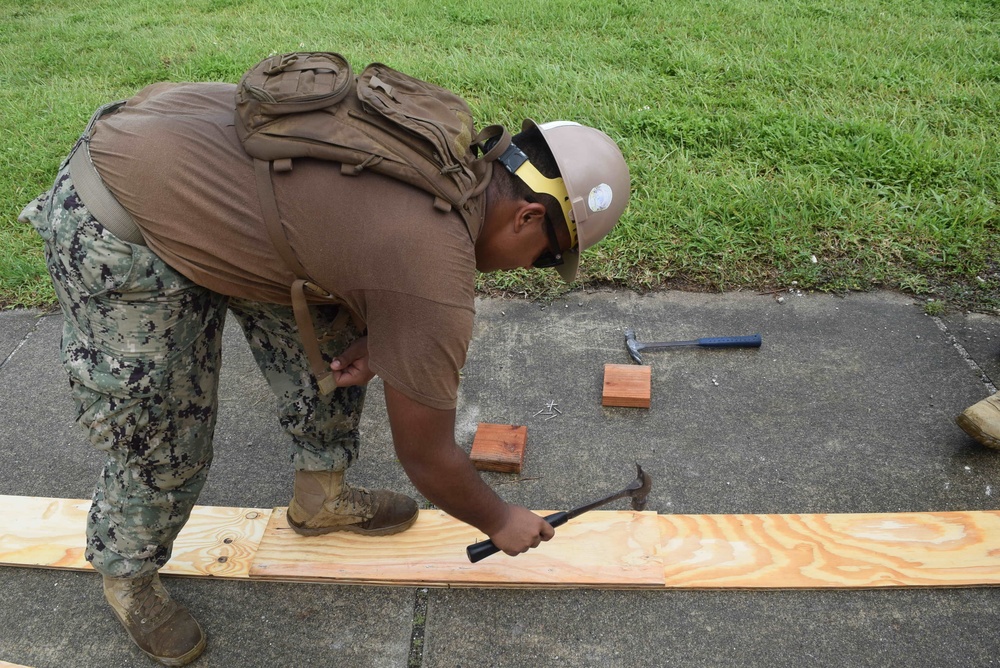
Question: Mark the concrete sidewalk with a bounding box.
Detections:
[1,289,998,668]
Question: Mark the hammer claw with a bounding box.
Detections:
[624,328,643,364]
[545,462,651,521]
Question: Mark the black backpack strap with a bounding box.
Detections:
[253,158,337,395]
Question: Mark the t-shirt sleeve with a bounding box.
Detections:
[363,290,474,410]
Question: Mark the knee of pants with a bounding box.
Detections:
[74,384,149,454]
[74,382,216,471]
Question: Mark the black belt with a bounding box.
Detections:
[66,100,146,246]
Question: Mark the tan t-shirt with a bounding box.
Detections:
[89,82,479,410]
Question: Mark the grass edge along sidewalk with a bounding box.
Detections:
[1,0,997,312]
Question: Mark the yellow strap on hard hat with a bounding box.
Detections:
[512,160,578,250]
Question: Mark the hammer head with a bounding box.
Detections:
[625,328,643,364]
[627,463,652,511]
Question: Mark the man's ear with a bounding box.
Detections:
[513,201,547,233]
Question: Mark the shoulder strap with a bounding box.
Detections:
[253,158,337,395]
[291,280,337,395]
[253,159,309,278]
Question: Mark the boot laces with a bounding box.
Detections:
[342,484,375,516]
[132,576,171,626]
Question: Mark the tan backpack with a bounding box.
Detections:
[235,52,511,393]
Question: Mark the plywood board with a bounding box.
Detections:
[5,495,1000,590]
[659,511,1000,588]
[0,495,271,578]
[164,506,272,578]
[0,496,91,570]
[249,508,664,588]
[602,364,651,408]
[470,423,528,473]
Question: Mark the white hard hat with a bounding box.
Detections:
[519,119,631,282]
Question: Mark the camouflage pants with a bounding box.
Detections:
[20,161,366,578]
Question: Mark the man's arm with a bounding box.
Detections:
[383,382,554,556]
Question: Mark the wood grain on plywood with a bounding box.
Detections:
[162,505,272,578]
[0,495,271,578]
[0,496,90,570]
[249,508,664,588]
[5,495,1000,589]
[659,511,1000,588]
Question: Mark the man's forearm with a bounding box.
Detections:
[383,382,510,535]
[399,437,511,535]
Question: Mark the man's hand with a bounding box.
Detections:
[488,504,555,556]
[331,336,374,387]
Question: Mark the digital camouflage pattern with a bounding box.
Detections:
[20,158,366,578]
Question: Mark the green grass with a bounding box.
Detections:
[2,0,998,312]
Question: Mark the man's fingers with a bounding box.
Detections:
[330,358,375,387]
[331,336,368,371]
[332,366,356,382]
[331,358,361,374]
[332,350,360,367]
[332,365,366,386]
[329,336,372,386]
[502,526,550,556]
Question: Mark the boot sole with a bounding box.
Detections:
[956,413,1000,450]
[288,511,419,537]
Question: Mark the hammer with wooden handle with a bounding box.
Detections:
[625,328,762,364]
[466,463,652,563]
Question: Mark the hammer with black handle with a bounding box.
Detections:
[466,464,652,563]
[625,328,762,364]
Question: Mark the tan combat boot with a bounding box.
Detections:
[956,392,1000,449]
[103,572,206,666]
[287,469,419,536]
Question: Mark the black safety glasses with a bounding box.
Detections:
[532,218,565,269]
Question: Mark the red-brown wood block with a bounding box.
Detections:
[602,364,652,408]
[470,423,528,473]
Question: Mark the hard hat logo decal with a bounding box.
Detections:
[588,183,613,213]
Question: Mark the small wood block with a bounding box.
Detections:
[469,423,528,473]
[602,364,651,408]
